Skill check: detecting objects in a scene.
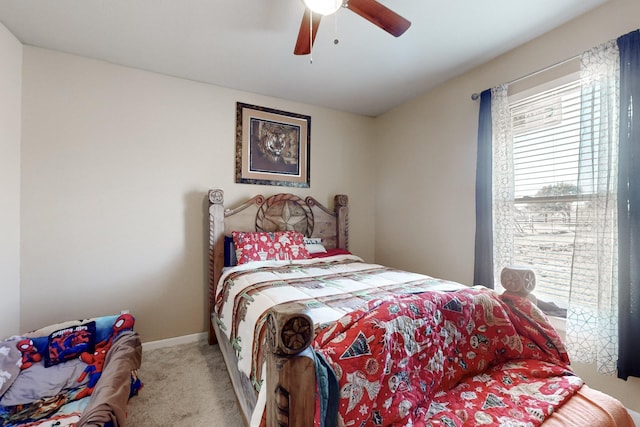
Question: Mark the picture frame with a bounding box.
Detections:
[235,102,311,187]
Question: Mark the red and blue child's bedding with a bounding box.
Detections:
[0,314,142,427]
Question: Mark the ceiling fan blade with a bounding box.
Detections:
[346,0,411,37]
[294,8,322,55]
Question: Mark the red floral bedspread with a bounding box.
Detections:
[313,287,583,426]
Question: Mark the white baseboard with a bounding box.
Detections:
[142,332,207,351]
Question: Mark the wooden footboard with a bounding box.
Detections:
[265,302,316,427]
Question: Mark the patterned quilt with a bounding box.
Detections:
[313,287,583,426]
[214,255,464,392]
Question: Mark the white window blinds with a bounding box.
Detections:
[509,79,582,308]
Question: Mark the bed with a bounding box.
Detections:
[0,314,142,427]
[207,189,635,427]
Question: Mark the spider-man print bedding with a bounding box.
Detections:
[0,314,142,427]
[312,287,582,427]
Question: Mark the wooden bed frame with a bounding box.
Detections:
[207,188,349,426]
[207,189,633,427]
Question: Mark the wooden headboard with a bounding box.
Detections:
[207,189,349,344]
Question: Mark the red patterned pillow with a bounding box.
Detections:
[232,231,310,264]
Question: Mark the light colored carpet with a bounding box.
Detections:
[126,339,245,427]
[123,339,640,427]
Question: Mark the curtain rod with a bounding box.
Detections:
[470,54,580,100]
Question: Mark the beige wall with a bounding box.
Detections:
[20,47,375,343]
[375,0,640,411]
[0,22,22,339]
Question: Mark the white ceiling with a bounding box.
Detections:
[0,0,607,117]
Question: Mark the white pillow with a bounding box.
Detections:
[303,237,327,254]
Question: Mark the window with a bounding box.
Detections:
[506,77,584,311]
[484,35,633,377]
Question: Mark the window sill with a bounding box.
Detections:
[548,315,566,335]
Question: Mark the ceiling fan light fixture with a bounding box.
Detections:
[303,0,342,16]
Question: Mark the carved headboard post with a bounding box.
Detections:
[208,189,225,344]
[334,194,349,250]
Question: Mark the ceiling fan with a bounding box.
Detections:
[294,0,411,55]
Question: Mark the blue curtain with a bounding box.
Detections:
[617,29,640,380]
[474,89,494,288]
